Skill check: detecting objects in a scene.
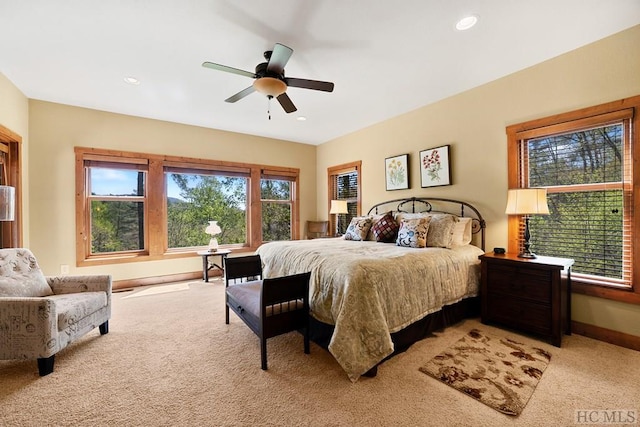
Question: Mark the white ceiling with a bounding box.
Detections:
[1,1,639,145]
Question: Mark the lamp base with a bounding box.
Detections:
[518,251,537,259]
[208,237,219,252]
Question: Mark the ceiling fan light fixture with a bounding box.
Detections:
[253,77,287,97]
[123,76,140,85]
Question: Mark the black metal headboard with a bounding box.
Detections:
[367,197,486,250]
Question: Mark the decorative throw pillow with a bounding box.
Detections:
[0,248,54,297]
[344,216,373,241]
[365,214,385,241]
[426,214,457,248]
[451,217,473,246]
[396,217,431,248]
[371,211,399,243]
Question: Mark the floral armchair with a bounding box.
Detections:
[0,248,111,376]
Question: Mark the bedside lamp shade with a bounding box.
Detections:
[505,188,550,216]
[505,188,549,259]
[329,200,348,215]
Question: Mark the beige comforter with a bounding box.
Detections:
[256,238,484,382]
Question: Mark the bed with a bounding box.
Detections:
[256,197,486,381]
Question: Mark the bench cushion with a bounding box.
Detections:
[226,281,305,318]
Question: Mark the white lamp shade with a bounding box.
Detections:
[0,185,15,221]
[204,220,222,236]
[505,188,550,215]
[329,200,348,214]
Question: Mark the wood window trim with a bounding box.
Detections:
[0,124,22,248]
[506,95,640,306]
[260,175,298,242]
[75,146,300,267]
[327,161,361,234]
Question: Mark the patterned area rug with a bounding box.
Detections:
[419,329,552,416]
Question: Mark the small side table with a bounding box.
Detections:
[197,249,231,282]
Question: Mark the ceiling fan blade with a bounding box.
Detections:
[285,77,334,92]
[202,62,256,79]
[225,86,256,103]
[276,93,297,113]
[266,43,293,75]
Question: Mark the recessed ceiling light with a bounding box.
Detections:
[123,76,140,85]
[455,15,478,31]
[296,116,307,121]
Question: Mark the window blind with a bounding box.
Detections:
[521,121,633,287]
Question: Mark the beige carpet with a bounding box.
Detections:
[1,280,639,426]
[420,328,552,416]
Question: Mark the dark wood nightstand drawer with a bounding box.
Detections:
[486,293,552,336]
[480,252,574,347]
[487,264,552,303]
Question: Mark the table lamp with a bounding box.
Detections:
[505,188,549,259]
[204,220,222,252]
[329,200,348,236]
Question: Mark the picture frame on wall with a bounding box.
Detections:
[385,154,409,190]
[420,145,451,188]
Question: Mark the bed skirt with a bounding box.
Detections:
[307,296,480,377]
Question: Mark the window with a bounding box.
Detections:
[261,179,292,241]
[75,148,299,266]
[165,171,249,249]
[507,95,640,304]
[328,161,361,234]
[260,167,297,242]
[88,164,147,254]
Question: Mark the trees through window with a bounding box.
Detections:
[328,161,361,235]
[76,148,299,265]
[507,95,640,303]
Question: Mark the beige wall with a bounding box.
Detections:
[0,73,30,245]
[28,101,317,280]
[4,25,640,338]
[317,25,640,337]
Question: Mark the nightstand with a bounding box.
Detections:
[479,252,574,347]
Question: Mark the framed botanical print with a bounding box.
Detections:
[420,145,451,188]
[385,154,409,190]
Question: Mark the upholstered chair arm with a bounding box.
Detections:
[0,297,58,359]
[46,275,112,296]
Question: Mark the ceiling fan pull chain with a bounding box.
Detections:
[267,95,272,120]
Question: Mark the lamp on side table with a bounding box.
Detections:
[505,188,549,259]
[329,200,348,236]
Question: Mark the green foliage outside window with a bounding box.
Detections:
[89,169,295,254]
[527,125,625,280]
[91,200,144,253]
[167,174,247,248]
[261,179,292,242]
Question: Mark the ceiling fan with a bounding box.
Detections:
[202,43,334,116]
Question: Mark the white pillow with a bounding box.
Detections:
[394,212,429,223]
[451,217,473,247]
[425,214,457,248]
